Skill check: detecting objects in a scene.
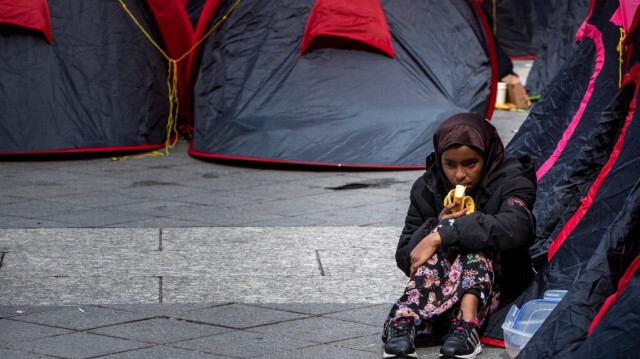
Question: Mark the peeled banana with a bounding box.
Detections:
[443,185,475,214]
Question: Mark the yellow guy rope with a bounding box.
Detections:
[617,27,625,88]
[492,0,496,35]
[113,0,241,160]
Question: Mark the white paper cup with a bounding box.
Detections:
[496,82,507,105]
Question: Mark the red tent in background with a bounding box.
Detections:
[0,0,52,43]
[300,0,394,58]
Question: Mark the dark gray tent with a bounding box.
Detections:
[480,0,555,57]
[525,0,591,96]
[189,0,498,168]
[0,0,171,155]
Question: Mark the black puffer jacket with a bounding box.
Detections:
[396,153,537,304]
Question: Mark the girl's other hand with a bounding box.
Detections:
[409,232,442,277]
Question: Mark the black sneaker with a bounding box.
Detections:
[383,317,417,358]
[439,316,481,358]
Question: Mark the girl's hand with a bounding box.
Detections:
[409,232,442,277]
[438,201,467,221]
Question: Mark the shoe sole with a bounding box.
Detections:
[383,352,418,359]
[438,344,482,359]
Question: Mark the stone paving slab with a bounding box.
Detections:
[0,306,68,320]
[249,316,380,343]
[0,276,159,305]
[0,227,410,305]
[0,147,419,228]
[161,275,406,304]
[253,302,369,315]
[167,206,289,226]
[9,306,150,331]
[0,228,159,251]
[0,172,126,199]
[1,249,320,277]
[0,200,89,219]
[174,303,310,329]
[254,343,379,359]
[323,303,391,327]
[0,215,70,229]
[319,247,399,276]
[0,319,72,345]
[297,203,407,226]
[105,217,213,228]
[89,317,229,344]
[97,346,230,359]
[172,330,317,358]
[43,207,155,227]
[97,303,221,317]
[332,333,381,354]
[0,348,58,359]
[44,190,151,209]
[5,332,151,359]
[0,302,510,358]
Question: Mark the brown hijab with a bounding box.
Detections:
[432,112,505,179]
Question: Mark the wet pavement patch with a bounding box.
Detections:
[325,179,406,190]
[130,180,181,187]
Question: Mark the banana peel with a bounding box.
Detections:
[443,185,475,214]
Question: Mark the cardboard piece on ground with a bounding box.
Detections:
[502,74,531,109]
[495,103,518,111]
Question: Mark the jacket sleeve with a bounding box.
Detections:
[438,166,537,252]
[395,177,439,277]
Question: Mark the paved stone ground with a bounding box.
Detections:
[0,62,531,358]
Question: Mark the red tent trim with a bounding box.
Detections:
[300,0,394,58]
[188,143,424,169]
[588,253,640,335]
[0,143,167,156]
[0,0,52,44]
[548,65,639,260]
[480,336,505,348]
[471,0,498,120]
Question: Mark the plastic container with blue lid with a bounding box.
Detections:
[501,290,567,358]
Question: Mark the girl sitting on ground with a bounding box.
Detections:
[382,113,536,359]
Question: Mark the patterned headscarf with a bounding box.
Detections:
[433,112,505,178]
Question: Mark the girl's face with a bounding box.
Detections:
[441,145,485,193]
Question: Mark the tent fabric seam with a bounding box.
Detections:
[536,24,605,181]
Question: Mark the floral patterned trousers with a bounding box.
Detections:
[382,247,499,342]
